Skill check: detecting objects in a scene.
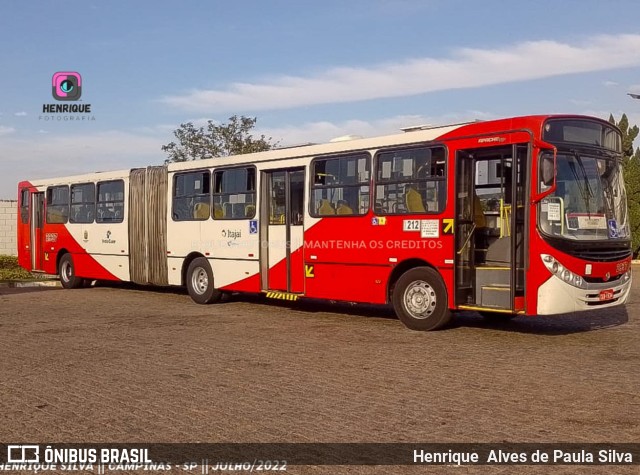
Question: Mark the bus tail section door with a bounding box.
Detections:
[17,188,30,270]
[30,192,45,271]
[260,168,305,293]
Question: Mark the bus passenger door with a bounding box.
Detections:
[30,192,45,271]
[260,168,305,293]
[454,152,475,305]
[455,144,527,312]
[512,144,527,312]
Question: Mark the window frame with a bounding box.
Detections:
[373,144,447,216]
[309,152,372,218]
[171,169,212,222]
[212,165,257,220]
[69,182,96,224]
[542,118,622,153]
[19,188,29,224]
[96,179,125,224]
[45,185,70,224]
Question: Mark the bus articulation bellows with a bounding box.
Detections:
[17,115,632,330]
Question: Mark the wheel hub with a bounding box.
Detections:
[191,267,209,295]
[61,261,72,282]
[404,280,436,319]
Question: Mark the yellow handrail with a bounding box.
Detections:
[500,199,511,238]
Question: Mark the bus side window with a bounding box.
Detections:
[46,185,69,224]
[172,170,211,221]
[374,146,446,215]
[70,183,96,224]
[96,180,125,223]
[212,167,256,220]
[20,188,29,224]
[310,154,370,217]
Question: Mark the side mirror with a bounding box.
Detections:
[540,153,554,189]
[532,144,557,204]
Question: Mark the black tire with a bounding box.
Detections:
[59,253,85,289]
[186,257,222,304]
[392,267,452,331]
[479,311,516,321]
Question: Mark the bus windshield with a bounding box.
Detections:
[538,153,629,241]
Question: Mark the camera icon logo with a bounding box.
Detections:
[7,445,40,463]
[52,72,82,101]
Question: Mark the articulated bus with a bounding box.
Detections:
[17,115,632,330]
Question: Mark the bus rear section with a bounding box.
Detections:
[17,173,131,287]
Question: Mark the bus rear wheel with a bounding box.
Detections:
[186,257,222,304]
[392,267,451,331]
[59,253,85,289]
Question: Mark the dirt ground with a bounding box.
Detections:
[0,270,638,475]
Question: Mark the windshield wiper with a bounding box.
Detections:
[567,160,590,214]
[571,151,594,214]
[600,160,618,218]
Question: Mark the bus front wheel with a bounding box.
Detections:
[59,254,85,289]
[186,257,222,304]
[392,267,452,331]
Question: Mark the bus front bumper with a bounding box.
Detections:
[537,273,632,315]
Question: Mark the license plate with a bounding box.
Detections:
[599,289,614,301]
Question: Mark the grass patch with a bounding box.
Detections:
[0,255,37,280]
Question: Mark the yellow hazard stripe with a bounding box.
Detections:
[264,291,299,301]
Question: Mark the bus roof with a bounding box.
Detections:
[168,122,464,172]
[21,114,613,187]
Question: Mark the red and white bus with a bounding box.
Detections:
[17,114,632,330]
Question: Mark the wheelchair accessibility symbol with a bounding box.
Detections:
[608,219,618,238]
[249,220,258,234]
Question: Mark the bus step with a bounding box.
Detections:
[264,291,301,301]
[480,285,510,308]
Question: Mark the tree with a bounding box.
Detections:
[162,115,278,163]
[609,113,640,257]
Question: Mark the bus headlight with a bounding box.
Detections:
[541,254,587,289]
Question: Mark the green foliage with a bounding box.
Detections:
[609,113,639,158]
[624,148,640,258]
[162,115,278,163]
[0,255,34,280]
[610,114,640,257]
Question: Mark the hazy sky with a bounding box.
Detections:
[1,0,639,198]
